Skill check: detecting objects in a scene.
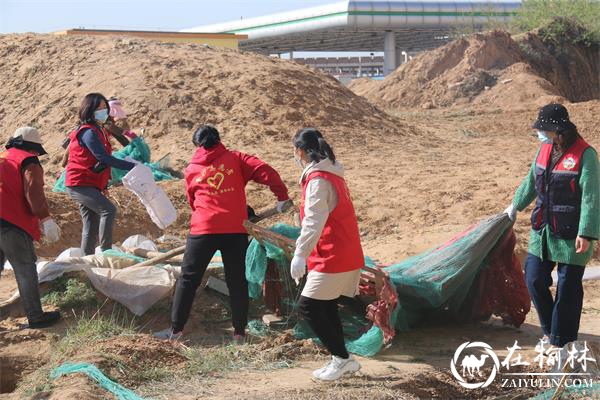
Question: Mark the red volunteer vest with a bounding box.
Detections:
[0,148,42,241]
[300,171,364,273]
[531,137,591,239]
[65,124,113,190]
[185,149,248,235]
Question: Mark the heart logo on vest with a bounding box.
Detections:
[563,157,576,170]
[207,172,225,190]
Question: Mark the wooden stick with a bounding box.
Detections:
[129,245,186,268]
[250,200,294,223]
[131,248,184,263]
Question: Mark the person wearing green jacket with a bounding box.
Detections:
[505,103,600,348]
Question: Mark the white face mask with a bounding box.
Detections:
[536,130,553,144]
[294,149,304,169]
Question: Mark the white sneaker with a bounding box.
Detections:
[312,357,334,379]
[315,355,361,381]
[153,327,183,341]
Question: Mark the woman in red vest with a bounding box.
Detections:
[154,125,290,342]
[65,93,136,255]
[0,127,62,328]
[290,128,364,381]
[505,104,599,348]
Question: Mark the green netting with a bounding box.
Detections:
[52,137,175,193]
[50,362,145,400]
[245,224,301,300]
[101,249,147,263]
[385,213,513,331]
[531,383,600,399]
[245,214,521,358]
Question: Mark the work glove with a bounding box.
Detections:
[290,255,307,281]
[41,218,61,243]
[504,204,517,222]
[277,199,292,213]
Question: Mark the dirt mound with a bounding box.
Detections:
[351,22,599,110]
[0,33,402,178]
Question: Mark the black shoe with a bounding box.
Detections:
[28,311,61,329]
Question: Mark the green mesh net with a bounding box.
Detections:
[531,383,600,399]
[51,362,145,400]
[52,137,175,193]
[245,224,301,300]
[245,214,530,358]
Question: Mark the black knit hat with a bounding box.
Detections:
[532,103,576,132]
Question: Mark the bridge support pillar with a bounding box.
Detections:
[383,31,397,76]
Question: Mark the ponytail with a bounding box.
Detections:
[317,137,336,164]
[293,128,336,164]
[192,125,221,149]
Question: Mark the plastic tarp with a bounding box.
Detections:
[122,164,177,230]
[2,251,180,316]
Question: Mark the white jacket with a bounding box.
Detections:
[294,158,344,259]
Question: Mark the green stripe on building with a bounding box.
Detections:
[227,10,517,33]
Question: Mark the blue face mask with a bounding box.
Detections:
[94,109,109,124]
[536,130,552,144]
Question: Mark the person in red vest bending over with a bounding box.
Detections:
[505,103,599,348]
[154,125,290,342]
[290,128,364,381]
[0,127,62,328]
[65,93,136,255]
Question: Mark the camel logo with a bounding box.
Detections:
[450,342,500,389]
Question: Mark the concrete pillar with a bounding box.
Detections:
[289,50,294,59]
[383,31,397,76]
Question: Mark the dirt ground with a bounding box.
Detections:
[1,25,600,399]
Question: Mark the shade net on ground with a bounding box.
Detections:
[245,214,531,357]
[52,137,175,192]
[51,362,145,400]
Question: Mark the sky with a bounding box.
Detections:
[0,0,332,33]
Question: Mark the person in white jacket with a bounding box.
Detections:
[290,128,365,381]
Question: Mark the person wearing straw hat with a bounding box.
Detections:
[505,103,600,347]
[0,127,62,328]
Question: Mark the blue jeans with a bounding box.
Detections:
[524,253,585,347]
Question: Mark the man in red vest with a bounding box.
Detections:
[0,127,62,328]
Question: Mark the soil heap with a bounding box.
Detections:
[350,19,600,111]
[0,33,401,177]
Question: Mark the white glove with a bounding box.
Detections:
[41,218,61,243]
[290,255,307,281]
[124,156,141,165]
[504,204,517,222]
[277,200,291,213]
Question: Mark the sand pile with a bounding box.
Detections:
[0,33,401,177]
[351,20,599,110]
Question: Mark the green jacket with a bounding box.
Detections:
[513,146,600,266]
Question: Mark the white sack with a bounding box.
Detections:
[122,235,158,252]
[122,165,177,230]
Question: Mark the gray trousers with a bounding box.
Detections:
[66,186,117,255]
[0,226,43,321]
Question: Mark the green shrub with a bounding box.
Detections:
[513,0,600,45]
[42,277,98,309]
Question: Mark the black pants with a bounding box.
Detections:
[298,295,349,359]
[171,233,248,335]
